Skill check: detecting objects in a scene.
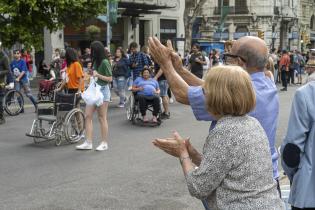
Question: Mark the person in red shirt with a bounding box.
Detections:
[279,50,290,91]
[21,49,33,74]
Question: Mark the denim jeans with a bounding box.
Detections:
[15,80,37,108]
[274,68,278,83]
[113,76,126,104]
[100,84,111,102]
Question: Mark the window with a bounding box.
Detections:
[311,15,315,30]
[218,0,229,6]
[235,0,248,14]
[160,19,177,34]
[236,26,249,33]
[160,19,177,46]
[235,0,247,7]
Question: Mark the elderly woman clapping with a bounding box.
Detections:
[153,65,284,210]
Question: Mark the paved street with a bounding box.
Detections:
[0,83,299,210]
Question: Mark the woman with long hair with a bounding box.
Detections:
[112,47,129,107]
[56,47,84,94]
[76,41,112,151]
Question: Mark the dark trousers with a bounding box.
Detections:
[289,68,295,84]
[292,207,315,210]
[281,70,288,88]
[136,95,160,117]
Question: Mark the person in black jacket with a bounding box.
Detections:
[112,47,130,107]
[0,48,10,124]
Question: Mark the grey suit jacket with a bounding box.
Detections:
[281,81,315,208]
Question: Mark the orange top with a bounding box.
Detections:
[279,54,290,68]
[66,61,84,91]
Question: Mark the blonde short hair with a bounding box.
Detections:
[203,65,256,117]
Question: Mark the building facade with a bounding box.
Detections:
[44,0,185,62]
[197,0,315,51]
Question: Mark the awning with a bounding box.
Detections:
[118,1,175,17]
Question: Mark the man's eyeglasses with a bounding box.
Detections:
[224,53,246,65]
[14,52,20,55]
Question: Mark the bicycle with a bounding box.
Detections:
[3,84,24,116]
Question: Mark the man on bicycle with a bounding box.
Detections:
[10,49,37,113]
[0,47,10,124]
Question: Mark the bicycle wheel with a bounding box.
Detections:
[4,90,24,116]
[63,108,85,143]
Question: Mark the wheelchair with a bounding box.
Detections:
[125,93,162,126]
[26,92,85,146]
[37,79,62,101]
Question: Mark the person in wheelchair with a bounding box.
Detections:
[132,67,160,123]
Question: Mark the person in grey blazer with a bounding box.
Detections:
[153,65,284,210]
[281,58,315,210]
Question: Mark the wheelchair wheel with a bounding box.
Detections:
[3,90,24,116]
[125,94,134,121]
[64,108,85,143]
[55,136,62,146]
[32,120,41,143]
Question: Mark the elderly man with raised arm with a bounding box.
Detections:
[148,36,281,194]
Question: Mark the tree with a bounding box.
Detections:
[86,25,101,41]
[183,0,207,51]
[0,0,107,49]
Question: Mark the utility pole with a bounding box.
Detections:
[220,0,223,41]
[106,0,111,49]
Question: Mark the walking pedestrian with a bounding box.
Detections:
[289,51,296,85]
[112,47,129,108]
[80,48,92,72]
[188,43,206,79]
[153,66,284,209]
[270,48,279,83]
[10,50,37,113]
[279,50,290,91]
[265,56,275,82]
[76,41,112,151]
[21,49,33,79]
[154,62,170,119]
[129,42,150,81]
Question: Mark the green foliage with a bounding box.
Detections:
[0,0,107,49]
[86,25,101,41]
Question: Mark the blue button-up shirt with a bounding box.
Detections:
[129,52,149,79]
[188,71,279,179]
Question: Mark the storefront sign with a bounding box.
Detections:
[213,32,229,40]
[233,32,249,39]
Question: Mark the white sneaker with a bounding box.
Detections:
[96,142,108,151]
[76,140,92,150]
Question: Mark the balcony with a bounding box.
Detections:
[214,6,249,15]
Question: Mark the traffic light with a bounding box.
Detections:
[258,30,264,40]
